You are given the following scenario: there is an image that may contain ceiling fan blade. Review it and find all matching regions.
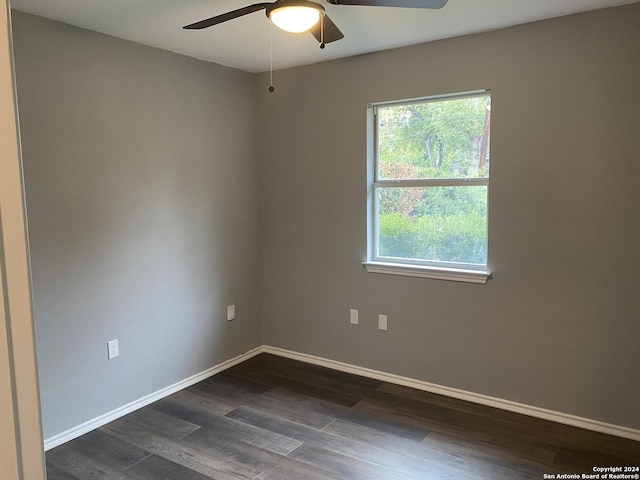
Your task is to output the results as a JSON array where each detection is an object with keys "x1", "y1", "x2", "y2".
[
  {"x1": 184, "y1": 3, "x2": 272, "y2": 29},
  {"x1": 326, "y1": 0, "x2": 446, "y2": 8},
  {"x1": 309, "y1": 14, "x2": 344, "y2": 44}
]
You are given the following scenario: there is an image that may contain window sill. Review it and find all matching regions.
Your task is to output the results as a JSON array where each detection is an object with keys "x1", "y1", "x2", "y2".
[{"x1": 362, "y1": 261, "x2": 491, "y2": 284}]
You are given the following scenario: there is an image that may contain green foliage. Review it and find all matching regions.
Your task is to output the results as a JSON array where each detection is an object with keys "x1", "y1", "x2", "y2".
[
  {"x1": 378, "y1": 95, "x2": 490, "y2": 179},
  {"x1": 375, "y1": 94, "x2": 490, "y2": 265},
  {"x1": 378, "y1": 212, "x2": 487, "y2": 264},
  {"x1": 379, "y1": 185, "x2": 487, "y2": 219}
]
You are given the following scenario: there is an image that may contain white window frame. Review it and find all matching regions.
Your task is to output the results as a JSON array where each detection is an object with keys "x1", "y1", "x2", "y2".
[{"x1": 363, "y1": 91, "x2": 492, "y2": 284}]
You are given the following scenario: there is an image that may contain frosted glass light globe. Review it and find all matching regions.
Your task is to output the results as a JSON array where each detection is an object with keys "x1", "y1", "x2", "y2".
[{"x1": 270, "y1": 6, "x2": 320, "y2": 33}]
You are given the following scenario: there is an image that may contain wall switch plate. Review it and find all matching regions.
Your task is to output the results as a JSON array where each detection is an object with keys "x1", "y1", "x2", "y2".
[
  {"x1": 107, "y1": 339, "x2": 119, "y2": 359},
  {"x1": 378, "y1": 314, "x2": 388, "y2": 331},
  {"x1": 350, "y1": 309, "x2": 358, "y2": 325},
  {"x1": 227, "y1": 304, "x2": 235, "y2": 321}
]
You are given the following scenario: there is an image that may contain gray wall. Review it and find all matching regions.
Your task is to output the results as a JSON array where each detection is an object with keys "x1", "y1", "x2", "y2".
[
  {"x1": 12, "y1": 12, "x2": 262, "y2": 439},
  {"x1": 257, "y1": 4, "x2": 640, "y2": 429}
]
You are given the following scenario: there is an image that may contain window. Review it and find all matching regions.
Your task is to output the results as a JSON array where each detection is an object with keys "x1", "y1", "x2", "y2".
[{"x1": 365, "y1": 91, "x2": 491, "y2": 283}]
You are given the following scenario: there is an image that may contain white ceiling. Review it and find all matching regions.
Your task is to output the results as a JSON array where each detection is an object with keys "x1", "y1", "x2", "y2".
[{"x1": 10, "y1": 0, "x2": 639, "y2": 73}]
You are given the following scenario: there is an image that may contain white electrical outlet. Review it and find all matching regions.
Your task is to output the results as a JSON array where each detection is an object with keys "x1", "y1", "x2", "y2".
[
  {"x1": 107, "y1": 339, "x2": 119, "y2": 359},
  {"x1": 378, "y1": 314, "x2": 388, "y2": 331},
  {"x1": 350, "y1": 309, "x2": 359, "y2": 325},
  {"x1": 227, "y1": 304, "x2": 235, "y2": 321}
]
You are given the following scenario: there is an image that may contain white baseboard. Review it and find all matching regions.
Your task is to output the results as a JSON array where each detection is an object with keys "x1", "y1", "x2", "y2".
[
  {"x1": 43, "y1": 346, "x2": 263, "y2": 451},
  {"x1": 263, "y1": 345, "x2": 640, "y2": 443},
  {"x1": 45, "y1": 344, "x2": 640, "y2": 451}
]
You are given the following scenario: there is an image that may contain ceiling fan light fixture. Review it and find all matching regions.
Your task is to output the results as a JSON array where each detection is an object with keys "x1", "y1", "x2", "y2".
[{"x1": 268, "y1": 4, "x2": 323, "y2": 33}]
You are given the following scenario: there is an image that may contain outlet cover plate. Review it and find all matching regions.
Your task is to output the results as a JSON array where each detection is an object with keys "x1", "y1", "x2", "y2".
[
  {"x1": 107, "y1": 339, "x2": 119, "y2": 359},
  {"x1": 350, "y1": 309, "x2": 358, "y2": 325},
  {"x1": 378, "y1": 314, "x2": 388, "y2": 331}
]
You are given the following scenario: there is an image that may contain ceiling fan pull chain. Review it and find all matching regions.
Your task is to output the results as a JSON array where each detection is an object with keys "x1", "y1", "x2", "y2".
[
  {"x1": 320, "y1": 14, "x2": 325, "y2": 49},
  {"x1": 269, "y1": 20, "x2": 275, "y2": 92}
]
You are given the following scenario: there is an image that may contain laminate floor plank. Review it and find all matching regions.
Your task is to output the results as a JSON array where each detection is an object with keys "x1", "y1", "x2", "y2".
[
  {"x1": 206, "y1": 372, "x2": 274, "y2": 395},
  {"x1": 52, "y1": 429, "x2": 151, "y2": 471},
  {"x1": 190, "y1": 380, "x2": 266, "y2": 408},
  {"x1": 150, "y1": 395, "x2": 225, "y2": 425},
  {"x1": 225, "y1": 406, "x2": 404, "y2": 470},
  {"x1": 550, "y1": 430, "x2": 640, "y2": 463},
  {"x1": 45, "y1": 462, "x2": 83, "y2": 480},
  {"x1": 241, "y1": 388, "x2": 338, "y2": 430},
  {"x1": 377, "y1": 382, "x2": 542, "y2": 422},
  {"x1": 264, "y1": 364, "x2": 420, "y2": 407},
  {"x1": 416, "y1": 441, "x2": 544, "y2": 480},
  {"x1": 260, "y1": 387, "x2": 428, "y2": 440},
  {"x1": 438, "y1": 407, "x2": 640, "y2": 467},
  {"x1": 226, "y1": 364, "x2": 363, "y2": 407},
  {"x1": 236, "y1": 353, "x2": 384, "y2": 393},
  {"x1": 325, "y1": 415, "x2": 544, "y2": 480},
  {"x1": 174, "y1": 382, "x2": 253, "y2": 414},
  {"x1": 354, "y1": 397, "x2": 557, "y2": 464},
  {"x1": 254, "y1": 374, "x2": 449, "y2": 425},
  {"x1": 226, "y1": 405, "x2": 337, "y2": 442},
  {"x1": 421, "y1": 431, "x2": 552, "y2": 476},
  {"x1": 262, "y1": 383, "x2": 432, "y2": 442},
  {"x1": 46, "y1": 353, "x2": 640, "y2": 480},
  {"x1": 238, "y1": 354, "x2": 469, "y2": 425},
  {"x1": 380, "y1": 382, "x2": 640, "y2": 461},
  {"x1": 322, "y1": 416, "x2": 433, "y2": 456},
  {"x1": 442, "y1": 407, "x2": 568, "y2": 452},
  {"x1": 552, "y1": 446, "x2": 640, "y2": 472},
  {"x1": 124, "y1": 406, "x2": 202, "y2": 439},
  {"x1": 269, "y1": 355, "x2": 384, "y2": 389},
  {"x1": 392, "y1": 454, "x2": 483, "y2": 480},
  {"x1": 46, "y1": 445, "x2": 132, "y2": 480},
  {"x1": 287, "y1": 442, "x2": 413, "y2": 480},
  {"x1": 240, "y1": 354, "x2": 487, "y2": 436},
  {"x1": 396, "y1": 454, "x2": 537, "y2": 480},
  {"x1": 150, "y1": 401, "x2": 303, "y2": 456},
  {"x1": 102, "y1": 415, "x2": 258, "y2": 480},
  {"x1": 158, "y1": 389, "x2": 232, "y2": 417},
  {"x1": 121, "y1": 455, "x2": 217, "y2": 480},
  {"x1": 260, "y1": 385, "x2": 353, "y2": 418},
  {"x1": 183, "y1": 425, "x2": 342, "y2": 480}
]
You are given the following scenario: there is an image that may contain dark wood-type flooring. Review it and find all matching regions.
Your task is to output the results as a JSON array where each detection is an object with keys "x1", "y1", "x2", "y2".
[{"x1": 46, "y1": 353, "x2": 640, "y2": 479}]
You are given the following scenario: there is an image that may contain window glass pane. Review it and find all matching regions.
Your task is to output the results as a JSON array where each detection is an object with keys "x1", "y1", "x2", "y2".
[
  {"x1": 377, "y1": 94, "x2": 490, "y2": 180},
  {"x1": 377, "y1": 186, "x2": 487, "y2": 265}
]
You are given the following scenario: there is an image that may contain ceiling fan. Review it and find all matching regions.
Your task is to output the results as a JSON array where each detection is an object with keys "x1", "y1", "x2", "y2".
[{"x1": 184, "y1": 0, "x2": 448, "y2": 47}]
